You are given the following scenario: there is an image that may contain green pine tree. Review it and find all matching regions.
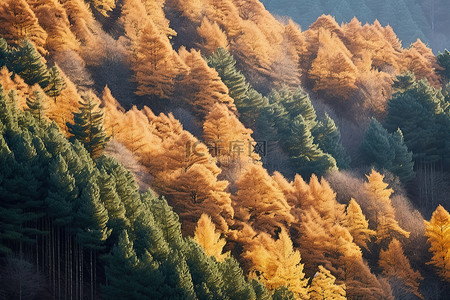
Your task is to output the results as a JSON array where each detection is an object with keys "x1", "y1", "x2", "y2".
[
  {"x1": 207, "y1": 48, "x2": 267, "y2": 127},
  {"x1": 437, "y1": 49, "x2": 450, "y2": 82},
  {"x1": 313, "y1": 113, "x2": 350, "y2": 169},
  {"x1": 45, "y1": 65, "x2": 66, "y2": 103},
  {"x1": 360, "y1": 118, "x2": 395, "y2": 170},
  {"x1": 76, "y1": 181, "x2": 111, "y2": 249},
  {"x1": 289, "y1": 115, "x2": 337, "y2": 177},
  {"x1": 67, "y1": 93, "x2": 110, "y2": 158},
  {"x1": 26, "y1": 90, "x2": 46, "y2": 125},
  {"x1": 391, "y1": 128, "x2": 415, "y2": 183},
  {"x1": 8, "y1": 40, "x2": 50, "y2": 89},
  {"x1": 218, "y1": 258, "x2": 256, "y2": 300},
  {"x1": 272, "y1": 286, "x2": 295, "y2": 300}
]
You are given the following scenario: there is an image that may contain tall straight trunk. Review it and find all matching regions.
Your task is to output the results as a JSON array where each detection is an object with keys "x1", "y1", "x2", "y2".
[
  {"x1": 75, "y1": 242, "x2": 78, "y2": 300},
  {"x1": 58, "y1": 227, "x2": 61, "y2": 300},
  {"x1": 90, "y1": 250, "x2": 93, "y2": 300}
]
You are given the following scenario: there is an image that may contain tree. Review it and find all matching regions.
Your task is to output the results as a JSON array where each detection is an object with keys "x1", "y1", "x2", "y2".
[
  {"x1": 308, "y1": 28, "x2": 358, "y2": 100},
  {"x1": 76, "y1": 181, "x2": 111, "y2": 249},
  {"x1": 132, "y1": 20, "x2": 186, "y2": 99},
  {"x1": 25, "y1": 89, "x2": 46, "y2": 124},
  {"x1": 119, "y1": 0, "x2": 149, "y2": 59},
  {"x1": 390, "y1": 129, "x2": 415, "y2": 183},
  {"x1": 7, "y1": 40, "x2": 50, "y2": 90},
  {"x1": 344, "y1": 198, "x2": 376, "y2": 250},
  {"x1": 178, "y1": 48, "x2": 236, "y2": 120},
  {"x1": 207, "y1": 47, "x2": 266, "y2": 127},
  {"x1": 360, "y1": 118, "x2": 415, "y2": 183},
  {"x1": 364, "y1": 170, "x2": 410, "y2": 243},
  {"x1": 288, "y1": 115, "x2": 337, "y2": 178},
  {"x1": 424, "y1": 205, "x2": 450, "y2": 282},
  {"x1": 309, "y1": 265, "x2": 346, "y2": 300},
  {"x1": 313, "y1": 113, "x2": 350, "y2": 169},
  {"x1": 67, "y1": 93, "x2": 110, "y2": 158},
  {"x1": 102, "y1": 231, "x2": 165, "y2": 299},
  {"x1": 194, "y1": 214, "x2": 229, "y2": 262},
  {"x1": 437, "y1": 49, "x2": 450, "y2": 82},
  {"x1": 27, "y1": 0, "x2": 80, "y2": 53},
  {"x1": 234, "y1": 164, "x2": 294, "y2": 234},
  {"x1": 45, "y1": 65, "x2": 66, "y2": 103},
  {"x1": 197, "y1": 18, "x2": 229, "y2": 55},
  {"x1": 0, "y1": 0, "x2": 47, "y2": 55},
  {"x1": 203, "y1": 103, "x2": 255, "y2": 161},
  {"x1": 244, "y1": 229, "x2": 309, "y2": 298},
  {"x1": 379, "y1": 239, "x2": 423, "y2": 299}
]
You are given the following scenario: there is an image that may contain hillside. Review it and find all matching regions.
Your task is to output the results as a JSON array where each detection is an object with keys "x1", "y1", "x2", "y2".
[
  {"x1": 261, "y1": 0, "x2": 450, "y2": 52},
  {"x1": 0, "y1": 0, "x2": 449, "y2": 299}
]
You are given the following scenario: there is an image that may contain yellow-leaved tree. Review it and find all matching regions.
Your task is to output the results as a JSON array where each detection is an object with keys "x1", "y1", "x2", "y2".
[
  {"x1": 364, "y1": 170, "x2": 409, "y2": 244},
  {"x1": 344, "y1": 198, "x2": 376, "y2": 250},
  {"x1": 309, "y1": 265, "x2": 346, "y2": 300},
  {"x1": 379, "y1": 239, "x2": 423, "y2": 299},
  {"x1": 233, "y1": 164, "x2": 294, "y2": 235},
  {"x1": 0, "y1": 0, "x2": 47, "y2": 55},
  {"x1": 424, "y1": 205, "x2": 450, "y2": 282},
  {"x1": 243, "y1": 229, "x2": 309, "y2": 298},
  {"x1": 194, "y1": 214, "x2": 229, "y2": 262},
  {"x1": 132, "y1": 20, "x2": 186, "y2": 99}
]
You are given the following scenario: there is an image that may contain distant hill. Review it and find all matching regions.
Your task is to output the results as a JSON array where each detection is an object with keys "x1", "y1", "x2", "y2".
[{"x1": 261, "y1": 0, "x2": 450, "y2": 52}]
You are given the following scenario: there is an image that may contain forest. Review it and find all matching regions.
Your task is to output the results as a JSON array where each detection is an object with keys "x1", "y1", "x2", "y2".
[{"x1": 0, "y1": 0, "x2": 449, "y2": 299}]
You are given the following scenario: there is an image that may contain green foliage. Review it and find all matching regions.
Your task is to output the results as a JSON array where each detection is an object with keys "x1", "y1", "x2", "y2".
[
  {"x1": 67, "y1": 93, "x2": 110, "y2": 158},
  {"x1": 361, "y1": 118, "x2": 415, "y2": 183},
  {"x1": 437, "y1": 49, "x2": 450, "y2": 82},
  {"x1": 207, "y1": 48, "x2": 267, "y2": 127},
  {"x1": 1, "y1": 83, "x2": 266, "y2": 299},
  {"x1": 385, "y1": 77, "x2": 450, "y2": 169},
  {"x1": 5, "y1": 39, "x2": 50, "y2": 89},
  {"x1": 313, "y1": 113, "x2": 350, "y2": 169},
  {"x1": 46, "y1": 65, "x2": 66, "y2": 102},
  {"x1": 272, "y1": 286, "x2": 296, "y2": 300},
  {"x1": 26, "y1": 90, "x2": 46, "y2": 124}
]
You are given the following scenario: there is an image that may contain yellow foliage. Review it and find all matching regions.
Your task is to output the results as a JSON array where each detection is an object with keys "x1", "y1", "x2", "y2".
[
  {"x1": 379, "y1": 239, "x2": 423, "y2": 299},
  {"x1": 244, "y1": 229, "x2": 309, "y2": 298},
  {"x1": 0, "y1": 0, "x2": 47, "y2": 55},
  {"x1": 194, "y1": 214, "x2": 229, "y2": 262},
  {"x1": 309, "y1": 265, "x2": 346, "y2": 300},
  {"x1": 364, "y1": 170, "x2": 410, "y2": 243},
  {"x1": 344, "y1": 198, "x2": 376, "y2": 250},
  {"x1": 424, "y1": 205, "x2": 450, "y2": 282}
]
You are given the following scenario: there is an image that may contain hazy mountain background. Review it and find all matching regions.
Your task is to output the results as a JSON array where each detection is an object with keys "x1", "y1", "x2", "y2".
[{"x1": 261, "y1": 0, "x2": 450, "y2": 52}]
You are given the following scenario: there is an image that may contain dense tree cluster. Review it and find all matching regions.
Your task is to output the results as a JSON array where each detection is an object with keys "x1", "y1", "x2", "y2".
[{"x1": 0, "y1": 0, "x2": 449, "y2": 299}]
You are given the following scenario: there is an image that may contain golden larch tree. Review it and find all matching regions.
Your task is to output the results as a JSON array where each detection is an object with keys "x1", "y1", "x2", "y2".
[
  {"x1": 0, "y1": 0, "x2": 47, "y2": 55},
  {"x1": 344, "y1": 198, "x2": 376, "y2": 250},
  {"x1": 364, "y1": 170, "x2": 410, "y2": 243},
  {"x1": 60, "y1": 0, "x2": 98, "y2": 49},
  {"x1": 203, "y1": 102, "x2": 256, "y2": 161},
  {"x1": 28, "y1": 0, "x2": 80, "y2": 53},
  {"x1": 244, "y1": 229, "x2": 309, "y2": 298},
  {"x1": 132, "y1": 20, "x2": 186, "y2": 99},
  {"x1": 119, "y1": 0, "x2": 149, "y2": 60},
  {"x1": 233, "y1": 164, "x2": 294, "y2": 235},
  {"x1": 309, "y1": 265, "x2": 346, "y2": 300},
  {"x1": 196, "y1": 17, "x2": 229, "y2": 55},
  {"x1": 194, "y1": 213, "x2": 229, "y2": 262},
  {"x1": 308, "y1": 28, "x2": 358, "y2": 99},
  {"x1": 379, "y1": 239, "x2": 423, "y2": 299},
  {"x1": 140, "y1": 0, "x2": 176, "y2": 37},
  {"x1": 424, "y1": 205, "x2": 450, "y2": 282},
  {"x1": 178, "y1": 47, "x2": 236, "y2": 119}
]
